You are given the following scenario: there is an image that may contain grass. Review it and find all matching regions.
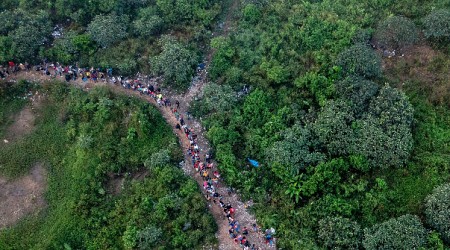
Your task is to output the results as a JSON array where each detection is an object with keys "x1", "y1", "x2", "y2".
[{"x1": 0, "y1": 82, "x2": 216, "y2": 249}]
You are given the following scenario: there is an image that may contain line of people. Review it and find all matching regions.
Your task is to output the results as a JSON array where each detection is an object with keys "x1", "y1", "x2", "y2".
[
  {"x1": 166, "y1": 96, "x2": 274, "y2": 250},
  {"x1": 2, "y1": 60, "x2": 276, "y2": 249}
]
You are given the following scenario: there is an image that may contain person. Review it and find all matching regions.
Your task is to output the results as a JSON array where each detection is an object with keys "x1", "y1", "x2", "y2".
[
  {"x1": 175, "y1": 100, "x2": 180, "y2": 109},
  {"x1": 242, "y1": 226, "x2": 249, "y2": 235},
  {"x1": 175, "y1": 123, "x2": 181, "y2": 130}
]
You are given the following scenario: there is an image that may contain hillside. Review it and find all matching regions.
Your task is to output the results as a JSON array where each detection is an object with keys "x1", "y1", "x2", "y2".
[{"x1": 1, "y1": 0, "x2": 450, "y2": 249}]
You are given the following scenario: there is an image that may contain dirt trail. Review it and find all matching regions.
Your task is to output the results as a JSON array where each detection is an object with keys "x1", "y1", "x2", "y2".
[
  {"x1": 0, "y1": 163, "x2": 47, "y2": 229},
  {"x1": 2, "y1": 0, "x2": 277, "y2": 248}
]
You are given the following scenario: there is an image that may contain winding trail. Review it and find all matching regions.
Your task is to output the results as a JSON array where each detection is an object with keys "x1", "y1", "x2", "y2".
[{"x1": 3, "y1": 1, "x2": 277, "y2": 249}]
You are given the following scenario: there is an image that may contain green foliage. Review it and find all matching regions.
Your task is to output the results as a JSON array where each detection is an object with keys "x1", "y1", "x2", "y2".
[
  {"x1": 201, "y1": 82, "x2": 238, "y2": 113},
  {"x1": 150, "y1": 36, "x2": 198, "y2": 91},
  {"x1": 136, "y1": 226, "x2": 163, "y2": 249},
  {"x1": 144, "y1": 149, "x2": 171, "y2": 170},
  {"x1": 313, "y1": 99, "x2": 355, "y2": 156},
  {"x1": 0, "y1": 83, "x2": 215, "y2": 249},
  {"x1": 318, "y1": 216, "x2": 362, "y2": 249},
  {"x1": 242, "y1": 4, "x2": 261, "y2": 24},
  {"x1": 133, "y1": 7, "x2": 164, "y2": 37},
  {"x1": 374, "y1": 16, "x2": 419, "y2": 50},
  {"x1": 87, "y1": 13, "x2": 129, "y2": 48},
  {"x1": 266, "y1": 124, "x2": 325, "y2": 177},
  {"x1": 352, "y1": 85, "x2": 414, "y2": 169},
  {"x1": 336, "y1": 44, "x2": 382, "y2": 78},
  {"x1": 423, "y1": 9, "x2": 450, "y2": 42},
  {"x1": 363, "y1": 214, "x2": 427, "y2": 250},
  {"x1": 425, "y1": 183, "x2": 450, "y2": 244},
  {"x1": 335, "y1": 76, "x2": 379, "y2": 117}
]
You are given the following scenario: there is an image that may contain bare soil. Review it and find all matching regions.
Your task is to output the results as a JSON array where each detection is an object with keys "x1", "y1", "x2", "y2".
[
  {"x1": 2, "y1": 1, "x2": 276, "y2": 248},
  {"x1": 0, "y1": 163, "x2": 47, "y2": 229},
  {"x1": 382, "y1": 45, "x2": 450, "y2": 106},
  {"x1": 3, "y1": 92, "x2": 44, "y2": 144}
]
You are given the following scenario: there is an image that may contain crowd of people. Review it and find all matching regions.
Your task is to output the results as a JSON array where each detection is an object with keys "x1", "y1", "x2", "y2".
[{"x1": 1, "y1": 60, "x2": 276, "y2": 249}]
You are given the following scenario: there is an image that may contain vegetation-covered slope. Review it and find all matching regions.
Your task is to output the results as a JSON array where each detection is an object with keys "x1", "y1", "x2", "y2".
[
  {"x1": 191, "y1": 0, "x2": 450, "y2": 248},
  {"x1": 0, "y1": 82, "x2": 216, "y2": 249}
]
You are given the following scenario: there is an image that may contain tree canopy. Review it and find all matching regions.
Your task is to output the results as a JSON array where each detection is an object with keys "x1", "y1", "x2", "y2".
[{"x1": 425, "y1": 183, "x2": 450, "y2": 244}]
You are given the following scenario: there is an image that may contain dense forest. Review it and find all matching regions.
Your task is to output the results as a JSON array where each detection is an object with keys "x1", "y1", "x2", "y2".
[
  {"x1": 191, "y1": 0, "x2": 450, "y2": 249},
  {"x1": 1, "y1": 0, "x2": 450, "y2": 249}
]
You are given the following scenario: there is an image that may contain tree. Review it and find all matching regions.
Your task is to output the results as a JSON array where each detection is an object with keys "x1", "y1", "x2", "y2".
[
  {"x1": 313, "y1": 99, "x2": 355, "y2": 156},
  {"x1": 318, "y1": 216, "x2": 362, "y2": 250},
  {"x1": 423, "y1": 9, "x2": 450, "y2": 42},
  {"x1": 0, "y1": 36, "x2": 13, "y2": 63},
  {"x1": 374, "y1": 16, "x2": 418, "y2": 50},
  {"x1": 87, "y1": 13, "x2": 128, "y2": 48},
  {"x1": 266, "y1": 124, "x2": 326, "y2": 177},
  {"x1": 367, "y1": 84, "x2": 414, "y2": 130},
  {"x1": 336, "y1": 44, "x2": 382, "y2": 78},
  {"x1": 137, "y1": 226, "x2": 163, "y2": 249},
  {"x1": 425, "y1": 183, "x2": 450, "y2": 243},
  {"x1": 133, "y1": 7, "x2": 164, "y2": 37},
  {"x1": 335, "y1": 76, "x2": 379, "y2": 117},
  {"x1": 350, "y1": 84, "x2": 413, "y2": 169},
  {"x1": 201, "y1": 82, "x2": 238, "y2": 113},
  {"x1": 150, "y1": 36, "x2": 198, "y2": 90},
  {"x1": 144, "y1": 149, "x2": 171, "y2": 170},
  {"x1": 363, "y1": 214, "x2": 427, "y2": 250}
]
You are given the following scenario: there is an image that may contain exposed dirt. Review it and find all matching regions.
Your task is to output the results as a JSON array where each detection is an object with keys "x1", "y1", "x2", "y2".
[
  {"x1": 3, "y1": 92, "x2": 44, "y2": 144},
  {"x1": 0, "y1": 163, "x2": 47, "y2": 229},
  {"x1": 382, "y1": 45, "x2": 450, "y2": 106},
  {"x1": 2, "y1": 1, "x2": 276, "y2": 248}
]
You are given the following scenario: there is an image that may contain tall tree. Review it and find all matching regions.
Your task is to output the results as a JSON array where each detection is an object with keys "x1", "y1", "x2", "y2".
[
  {"x1": 149, "y1": 36, "x2": 198, "y2": 90},
  {"x1": 425, "y1": 183, "x2": 450, "y2": 244},
  {"x1": 363, "y1": 214, "x2": 427, "y2": 250}
]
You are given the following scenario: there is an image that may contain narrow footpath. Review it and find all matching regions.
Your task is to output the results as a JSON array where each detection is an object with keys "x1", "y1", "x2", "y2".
[{"x1": 2, "y1": 1, "x2": 277, "y2": 249}]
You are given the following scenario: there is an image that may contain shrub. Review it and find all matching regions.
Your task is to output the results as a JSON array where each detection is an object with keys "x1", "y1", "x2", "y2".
[
  {"x1": 374, "y1": 16, "x2": 418, "y2": 49},
  {"x1": 425, "y1": 183, "x2": 450, "y2": 243},
  {"x1": 335, "y1": 76, "x2": 379, "y2": 117},
  {"x1": 133, "y1": 7, "x2": 164, "y2": 37},
  {"x1": 363, "y1": 214, "x2": 427, "y2": 250},
  {"x1": 423, "y1": 9, "x2": 450, "y2": 42},
  {"x1": 313, "y1": 99, "x2": 355, "y2": 156},
  {"x1": 318, "y1": 216, "x2": 362, "y2": 249},
  {"x1": 144, "y1": 149, "x2": 171, "y2": 170},
  {"x1": 336, "y1": 44, "x2": 382, "y2": 78},
  {"x1": 87, "y1": 14, "x2": 128, "y2": 48},
  {"x1": 149, "y1": 36, "x2": 198, "y2": 91}
]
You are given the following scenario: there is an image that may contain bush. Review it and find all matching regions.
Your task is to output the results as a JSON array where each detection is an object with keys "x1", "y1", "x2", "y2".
[
  {"x1": 318, "y1": 216, "x2": 362, "y2": 249},
  {"x1": 374, "y1": 16, "x2": 418, "y2": 50},
  {"x1": 336, "y1": 44, "x2": 382, "y2": 78},
  {"x1": 87, "y1": 14, "x2": 128, "y2": 48},
  {"x1": 335, "y1": 76, "x2": 379, "y2": 117},
  {"x1": 133, "y1": 7, "x2": 164, "y2": 37},
  {"x1": 313, "y1": 99, "x2": 355, "y2": 156},
  {"x1": 150, "y1": 36, "x2": 198, "y2": 91},
  {"x1": 144, "y1": 149, "x2": 171, "y2": 170},
  {"x1": 423, "y1": 9, "x2": 450, "y2": 42},
  {"x1": 425, "y1": 183, "x2": 450, "y2": 243},
  {"x1": 363, "y1": 214, "x2": 427, "y2": 250}
]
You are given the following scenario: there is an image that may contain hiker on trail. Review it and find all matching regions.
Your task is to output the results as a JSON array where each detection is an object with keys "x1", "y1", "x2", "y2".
[
  {"x1": 252, "y1": 223, "x2": 258, "y2": 233},
  {"x1": 179, "y1": 117, "x2": 184, "y2": 126},
  {"x1": 243, "y1": 226, "x2": 249, "y2": 235},
  {"x1": 175, "y1": 100, "x2": 180, "y2": 109},
  {"x1": 175, "y1": 123, "x2": 181, "y2": 130}
]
